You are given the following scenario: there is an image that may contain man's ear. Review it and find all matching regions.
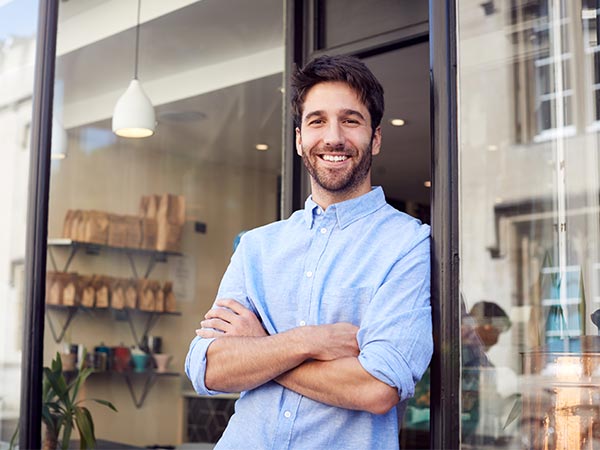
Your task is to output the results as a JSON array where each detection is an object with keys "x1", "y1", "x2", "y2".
[
  {"x1": 295, "y1": 127, "x2": 302, "y2": 156},
  {"x1": 371, "y1": 126, "x2": 382, "y2": 156}
]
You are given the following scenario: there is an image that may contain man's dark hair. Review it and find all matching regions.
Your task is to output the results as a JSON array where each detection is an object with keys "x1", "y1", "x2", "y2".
[
  {"x1": 291, "y1": 55, "x2": 385, "y2": 134},
  {"x1": 469, "y1": 301, "x2": 511, "y2": 331}
]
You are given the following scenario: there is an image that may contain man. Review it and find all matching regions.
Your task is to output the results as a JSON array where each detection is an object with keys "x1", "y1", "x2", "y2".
[{"x1": 185, "y1": 55, "x2": 432, "y2": 449}]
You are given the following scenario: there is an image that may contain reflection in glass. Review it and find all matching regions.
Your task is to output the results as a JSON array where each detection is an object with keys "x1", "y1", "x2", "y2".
[{"x1": 459, "y1": 0, "x2": 600, "y2": 448}]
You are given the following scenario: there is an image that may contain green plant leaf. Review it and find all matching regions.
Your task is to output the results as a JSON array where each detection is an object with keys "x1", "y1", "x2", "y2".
[
  {"x1": 41, "y1": 405, "x2": 57, "y2": 435},
  {"x1": 61, "y1": 421, "x2": 73, "y2": 450},
  {"x1": 70, "y1": 367, "x2": 94, "y2": 404},
  {"x1": 45, "y1": 402, "x2": 67, "y2": 419},
  {"x1": 82, "y1": 407, "x2": 95, "y2": 446},
  {"x1": 74, "y1": 406, "x2": 96, "y2": 450},
  {"x1": 91, "y1": 398, "x2": 118, "y2": 412},
  {"x1": 44, "y1": 366, "x2": 71, "y2": 408},
  {"x1": 51, "y1": 352, "x2": 63, "y2": 374},
  {"x1": 9, "y1": 420, "x2": 18, "y2": 450}
]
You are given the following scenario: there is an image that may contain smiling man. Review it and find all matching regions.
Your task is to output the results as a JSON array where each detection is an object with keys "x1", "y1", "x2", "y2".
[{"x1": 185, "y1": 55, "x2": 432, "y2": 449}]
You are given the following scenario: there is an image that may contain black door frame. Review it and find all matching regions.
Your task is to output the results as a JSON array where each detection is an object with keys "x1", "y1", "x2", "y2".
[
  {"x1": 19, "y1": 0, "x2": 59, "y2": 448},
  {"x1": 429, "y1": 0, "x2": 460, "y2": 448},
  {"x1": 21, "y1": 1, "x2": 459, "y2": 448}
]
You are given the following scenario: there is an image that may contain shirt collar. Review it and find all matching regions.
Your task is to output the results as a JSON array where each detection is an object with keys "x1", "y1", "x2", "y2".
[{"x1": 303, "y1": 187, "x2": 387, "y2": 229}]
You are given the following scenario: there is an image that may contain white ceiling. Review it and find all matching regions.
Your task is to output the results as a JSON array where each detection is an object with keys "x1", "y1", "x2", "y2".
[{"x1": 58, "y1": 0, "x2": 430, "y2": 205}]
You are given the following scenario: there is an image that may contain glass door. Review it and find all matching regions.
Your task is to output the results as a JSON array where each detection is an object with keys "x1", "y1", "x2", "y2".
[{"x1": 43, "y1": 0, "x2": 284, "y2": 447}]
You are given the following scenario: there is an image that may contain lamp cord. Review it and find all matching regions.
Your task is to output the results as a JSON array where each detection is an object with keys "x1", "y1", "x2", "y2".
[{"x1": 134, "y1": 0, "x2": 141, "y2": 79}]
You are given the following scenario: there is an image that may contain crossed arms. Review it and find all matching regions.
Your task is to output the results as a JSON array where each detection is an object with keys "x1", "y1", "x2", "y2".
[{"x1": 196, "y1": 299, "x2": 399, "y2": 415}]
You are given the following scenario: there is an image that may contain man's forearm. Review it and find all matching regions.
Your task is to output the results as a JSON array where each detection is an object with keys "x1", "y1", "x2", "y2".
[
  {"x1": 275, "y1": 357, "x2": 399, "y2": 415},
  {"x1": 204, "y1": 328, "x2": 310, "y2": 392}
]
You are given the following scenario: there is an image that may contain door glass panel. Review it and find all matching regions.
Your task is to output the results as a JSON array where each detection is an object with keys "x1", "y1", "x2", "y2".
[
  {"x1": 459, "y1": 0, "x2": 600, "y2": 448},
  {"x1": 46, "y1": 0, "x2": 283, "y2": 447},
  {"x1": 318, "y1": 0, "x2": 427, "y2": 49},
  {"x1": 0, "y1": 0, "x2": 39, "y2": 445}
]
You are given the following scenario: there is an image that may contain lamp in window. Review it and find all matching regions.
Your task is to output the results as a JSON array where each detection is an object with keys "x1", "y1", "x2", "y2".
[
  {"x1": 51, "y1": 119, "x2": 68, "y2": 160},
  {"x1": 51, "y1": 81, "x2": 68, "y2": 159},
  {"x1": 112, "y1": 0, "x2": 155, "y2": 138}
]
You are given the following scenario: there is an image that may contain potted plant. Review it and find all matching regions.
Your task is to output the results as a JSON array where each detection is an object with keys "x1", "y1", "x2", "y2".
[{"x1": 12, "y1": 352, "x2": 117, "y2": 450}]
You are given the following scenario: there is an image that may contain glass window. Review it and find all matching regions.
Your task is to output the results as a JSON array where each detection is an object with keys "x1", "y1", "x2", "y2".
[
  {"x1": 459, "y1": 0, "x2": 600, "y2": 448},
  {"x1": 0, "y1": 0, "x2": 39, "y2": 445},
  {"x1": 45, "y1": 0, "x2": 283, "y2": 447}
]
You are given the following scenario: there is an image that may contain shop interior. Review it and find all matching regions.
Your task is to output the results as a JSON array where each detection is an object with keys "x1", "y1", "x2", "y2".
[{"x1": 41, "y1": 0, "x2": 431, "y2": 448}]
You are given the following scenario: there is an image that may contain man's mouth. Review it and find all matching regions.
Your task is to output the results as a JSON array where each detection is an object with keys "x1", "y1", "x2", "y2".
[{"x1": 320, "y1": 154, "x2": 349, "y2": 162}]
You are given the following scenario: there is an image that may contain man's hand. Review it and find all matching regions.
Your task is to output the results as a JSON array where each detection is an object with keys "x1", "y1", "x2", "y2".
[{"x1": 196, "y1": 298, "x2": 268, "y2": 338}]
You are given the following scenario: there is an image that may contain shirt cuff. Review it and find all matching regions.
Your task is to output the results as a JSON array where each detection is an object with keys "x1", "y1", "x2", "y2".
[
  {"x1": 185, "y1": 336, "x2": 227, "y2": 396},
  {"x1": 358, "y1": 341, "x2": 414, "y2": 402}
]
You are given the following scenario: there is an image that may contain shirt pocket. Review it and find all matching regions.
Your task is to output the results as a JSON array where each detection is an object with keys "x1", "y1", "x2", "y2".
[{"x1": 319, "y1": 286, "x2": 373, "y2": 326}]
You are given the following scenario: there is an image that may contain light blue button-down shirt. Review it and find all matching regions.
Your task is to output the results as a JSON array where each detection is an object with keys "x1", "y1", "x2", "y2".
[{"x1": 185, "y1": 187, "x2": 432, "y2": 450}]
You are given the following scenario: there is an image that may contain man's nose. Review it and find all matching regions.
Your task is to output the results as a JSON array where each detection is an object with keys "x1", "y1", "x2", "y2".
[{"x1": 323, "y1": 123, "x2": 345, "y2": 148}]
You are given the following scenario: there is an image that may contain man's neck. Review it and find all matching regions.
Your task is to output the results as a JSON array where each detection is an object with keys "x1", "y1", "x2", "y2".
[{"x1": 311, "y1": 182, "x2": 372, "y2": 210}]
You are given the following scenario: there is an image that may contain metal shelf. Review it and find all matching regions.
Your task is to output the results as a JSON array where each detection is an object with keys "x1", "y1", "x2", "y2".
[
  {"x1": 47, "y1": 238, "x2": 182, "y2": 278},
  {"x1": 45, "y1": 305, "x2": 181, "y2": 345},
  {"x1": 88, "y1": 369, "x2": 179, "y2": 408}
]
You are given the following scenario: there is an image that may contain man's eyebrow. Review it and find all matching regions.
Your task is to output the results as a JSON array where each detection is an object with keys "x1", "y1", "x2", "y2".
[
  {"x1": 303, "y1": 109, "x2": 366, "y2": 121},
  {"x1": 341, "y1": 109, "x2": 366, "y2": 121},
  {"x1": 303, "y1": 110, "x2": 324, "y2": 122}
]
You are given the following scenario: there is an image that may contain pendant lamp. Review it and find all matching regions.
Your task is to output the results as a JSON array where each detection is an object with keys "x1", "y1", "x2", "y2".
[{"x1": 112, "y1": 0, "x2": 155, "y2": 138}]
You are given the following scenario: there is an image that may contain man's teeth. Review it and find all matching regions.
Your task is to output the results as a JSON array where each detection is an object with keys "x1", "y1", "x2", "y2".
[{"x1": 322, "y1": 154, "x2": 348, "y2": 162}]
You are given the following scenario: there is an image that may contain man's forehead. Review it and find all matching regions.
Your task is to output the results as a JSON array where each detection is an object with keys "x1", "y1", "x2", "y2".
[{"x1": 302, "y1": 82, "x2": 367, "y2": 115}]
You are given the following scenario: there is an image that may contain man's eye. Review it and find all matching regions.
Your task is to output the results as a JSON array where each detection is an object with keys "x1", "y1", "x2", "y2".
[
  {"x1": 344, "y1": 119, "x2": 359, "y2": 124},
  {"x1": 309, "y1": 119, "x2": 324, "y2": 125}
]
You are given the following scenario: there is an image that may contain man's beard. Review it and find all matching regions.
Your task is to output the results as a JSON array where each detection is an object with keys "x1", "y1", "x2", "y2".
[{"x1": 301, "y1": 140, "x2": 373, "y2": 194}]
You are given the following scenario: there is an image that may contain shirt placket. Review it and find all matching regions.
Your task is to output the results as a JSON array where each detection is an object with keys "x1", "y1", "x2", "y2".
[
  {"x1": 271, "y1": 206, "x2": 335, "y2": 450},
  {"x1": 304, "y1": 207, "x2": 335, "y2": 324}
]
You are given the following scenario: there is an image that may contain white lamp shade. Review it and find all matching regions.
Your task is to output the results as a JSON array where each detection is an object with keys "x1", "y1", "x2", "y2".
[
  {"x1": 112, "y1": 79, "x2": 156, "y2": 138},
  {"x1": 51, "y1": 119, "x2": 68, "y2": 160}
]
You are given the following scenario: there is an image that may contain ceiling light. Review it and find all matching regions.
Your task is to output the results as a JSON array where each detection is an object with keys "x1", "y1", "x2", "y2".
[
  {"x1": 424, "y1": 181, "x2": 431, "y2": 188},
  {"x1": 51, "y1": 119, "x2": 68, "y2": 160},
  {"x1": 255, "y1": 144, "x2": 269, "y2": 151},
  {"x1": 112, "y1": 0, "x2": 155, "y2": 138},
  {"x1": 487, "y1": 144, "x2": 498, "y2": 152},
  {"x1": 389, "y1": 119, "x2": 405, "y2": 127}
]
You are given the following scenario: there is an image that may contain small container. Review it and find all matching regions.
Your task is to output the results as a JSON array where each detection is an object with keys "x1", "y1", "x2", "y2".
[
  {"x1": 153, "y1": 354, "x2": 172, "y2": 373},
  {"x1": 112, "y1": 345, "x2": 131, "y2": 372},
  {"x1": 94, "y1": 343, "x2": 111, "y2": 371},
  {"x1": 147, "y1": 335, "x2": 162, "y2": 354},
  {"x1": 131, "y1": 353, "x2": 150, "y2": 372}
]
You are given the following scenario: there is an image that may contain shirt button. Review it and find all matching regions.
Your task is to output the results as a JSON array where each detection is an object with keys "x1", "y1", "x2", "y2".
[
  {"x1": 306, "y1": 271, "x2": 313, "y2": 278},
  {"x1": 299, "y1": 320, "x2": 306, "y2": 326},
  {"x1": 284, "y1": 411, "x2": 292, "y2": 418},
  {"x1": 316, "y1": 209, "x2": 322, "y2": 215},
  {"x1": 320, "y1": 227, "x2": 327, "y2": 234}
]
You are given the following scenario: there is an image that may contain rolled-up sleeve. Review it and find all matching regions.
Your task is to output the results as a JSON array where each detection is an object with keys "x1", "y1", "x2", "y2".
[
  {"x1": 357, "y1": 225, "x2": 432, "y2": 402},
  {"x1": 184, "y1": 235, "x2": 251, "y2": 396},
  {"x1": 185, "y1": 336, "x2": 225, "y2": 395}
]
